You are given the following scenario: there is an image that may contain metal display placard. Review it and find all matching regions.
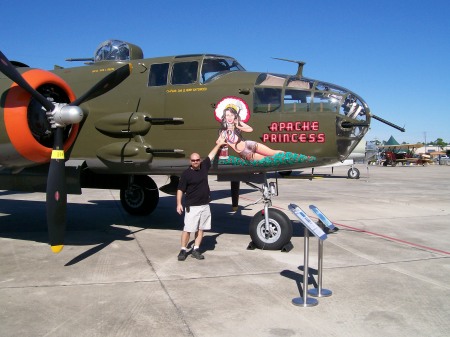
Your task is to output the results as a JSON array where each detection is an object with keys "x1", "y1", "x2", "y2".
[
  {"x1": 289, "y1": 204, "x2": 327, "y2": 240},
  {"x1": 309, "y1": 205, "x2": 336, "y2": 230},
  {"x1": 288, "y1": 204, "x2": 334, "y2": 306},
  {"x1": 288, "y1": 204, "x2": 322, "y2": 307}
]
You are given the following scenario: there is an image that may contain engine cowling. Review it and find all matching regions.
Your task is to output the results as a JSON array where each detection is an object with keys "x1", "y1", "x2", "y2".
[{"x1": 2, "y1": 69, "x2": 79, "y2": 168}]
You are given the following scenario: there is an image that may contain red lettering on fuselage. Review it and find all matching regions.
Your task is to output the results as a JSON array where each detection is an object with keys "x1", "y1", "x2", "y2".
[{"x1": 262, "y1": 121, "x2": 325, "y2": 145}]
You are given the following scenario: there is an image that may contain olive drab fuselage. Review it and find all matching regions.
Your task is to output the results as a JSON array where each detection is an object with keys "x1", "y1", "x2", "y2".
[{"x1": 0, "y1": 40, "x2": 370, "y2": 177}]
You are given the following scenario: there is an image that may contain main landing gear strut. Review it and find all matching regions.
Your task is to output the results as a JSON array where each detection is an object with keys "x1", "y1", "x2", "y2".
[
  {"x1": 244, "y1": 177, "x2": 293, "y2": 251},
  {"x1": 120, "y1": 175, "x2": 159, "y2": 215}
]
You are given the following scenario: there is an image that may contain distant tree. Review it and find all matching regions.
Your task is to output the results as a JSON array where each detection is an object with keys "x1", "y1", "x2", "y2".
[{"x1": 435, "y1": 138, "x2": 448, "y2": 150}]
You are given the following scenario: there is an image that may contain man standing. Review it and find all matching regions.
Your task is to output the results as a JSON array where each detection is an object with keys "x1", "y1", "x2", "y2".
[{"x1": 176, "y1": 139, "x2": 226, "y2": 261}]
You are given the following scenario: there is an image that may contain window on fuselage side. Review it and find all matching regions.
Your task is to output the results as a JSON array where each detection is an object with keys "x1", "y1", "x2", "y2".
[
  {"x1": 253, "y1": 87, "x2": 282, "y2": 113},
  {"x1": 284, "y1": 90, "x2": 311, "y2": 113},
  {"x1": 148, "y1": 63, "x2": 169, "y2": 86},
  {"x1": 171, "y1": 61, "x2": 199, "y2": 85}
]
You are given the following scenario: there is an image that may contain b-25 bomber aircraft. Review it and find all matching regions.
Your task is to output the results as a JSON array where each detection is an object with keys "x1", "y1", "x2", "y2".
[{"x1": 0, "y1": 39, "x2": 404, "y2": 253}]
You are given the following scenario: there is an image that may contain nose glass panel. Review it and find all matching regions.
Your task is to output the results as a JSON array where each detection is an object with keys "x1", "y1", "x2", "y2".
[
  {"x1": 253, "y1": 73, "x2": 370, "y2": 160},
  {"x1": 313, "y1": 81, "x2": 369, "y2": 159}
]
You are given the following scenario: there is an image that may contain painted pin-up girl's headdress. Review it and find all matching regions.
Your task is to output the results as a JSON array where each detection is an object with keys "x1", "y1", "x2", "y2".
[{"x1": 214, "y1": 96, "x2": 250, "y2": 123}]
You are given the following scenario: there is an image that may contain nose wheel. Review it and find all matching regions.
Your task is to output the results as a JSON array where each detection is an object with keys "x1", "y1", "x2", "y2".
[
  {"x1": 244, "y1": 178, "x2": 293, "y2": 250},
  {"x1": 249, "y1": 208, "x2": 292, "y2": 250}
]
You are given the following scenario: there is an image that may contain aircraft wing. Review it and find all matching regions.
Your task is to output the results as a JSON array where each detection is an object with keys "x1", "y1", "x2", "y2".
[{"x1": 378, "y1": 143, "x2": 423, "y2": 151}]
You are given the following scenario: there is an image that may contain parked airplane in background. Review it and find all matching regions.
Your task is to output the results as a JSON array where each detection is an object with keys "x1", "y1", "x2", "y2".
[
  {"x1": 279, "y1": 137, "x2": 373, "y2": 179},
  {"x1": 0, "y1": 39, "x2": 404, "y2": 252},
  {"x1": 319, "y1": 137, "x2": 367, "y2": 179}
]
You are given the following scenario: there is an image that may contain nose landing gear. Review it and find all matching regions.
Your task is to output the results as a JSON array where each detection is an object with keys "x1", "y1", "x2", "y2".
[{"x1": 245, "y1": 179, "x2": 293, "y2": 251}]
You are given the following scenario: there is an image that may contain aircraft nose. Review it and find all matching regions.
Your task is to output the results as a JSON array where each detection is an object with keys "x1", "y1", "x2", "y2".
[
  {"x1": 256, "y1": 74, "x2": 370, "y2": 161},
  {"x1": 336, "y1": 92, "x2": 370, "y2": 160}
]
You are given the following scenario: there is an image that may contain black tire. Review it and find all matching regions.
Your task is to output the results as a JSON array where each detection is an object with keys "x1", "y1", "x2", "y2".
[
  {"x1": 347, "y1": 167, "x2": 360, "y2": 179},
  {"x1": 120, "y1": 176, "x2": 159, "y2": 215},
  {"x1": 249, "y1": 208, "x2": 293, "y2": 250}
]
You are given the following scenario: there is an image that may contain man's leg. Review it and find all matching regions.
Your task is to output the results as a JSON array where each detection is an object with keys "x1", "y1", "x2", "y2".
[
  {"x1": 178, "y1": 231, "x2": 191, "y2": 261},
  {"x1": 194, "y1": 230, "x2": 204, "y2": 248},
  {"x1": 192, "y1": 205, "x2": 210, "y2": 260},
  {"x1": 181, "y1": 231, "x2": 190, "y2": 248},
  {"x1": 192, "y1": 229, "x2": 205, "y2": 260}
]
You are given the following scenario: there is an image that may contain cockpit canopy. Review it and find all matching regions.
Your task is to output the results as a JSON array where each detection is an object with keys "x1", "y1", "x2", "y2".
[
  {"x1": 94, "y1": 40, "x2": 143, "y2": 62},
  {"x1": 201, "y1": 56, "x2": 245, "y2": 83}
]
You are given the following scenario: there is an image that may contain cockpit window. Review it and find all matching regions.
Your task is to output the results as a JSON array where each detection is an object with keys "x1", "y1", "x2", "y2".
[
  {"x1": 284, "y1": 90, "x2": 311, "y2": 112},
  {"x1": 149, "y1": 63, "x2": 169, "y2": 86},
  {"x1": 283, "y1": 78, "x2": 314, "y2": 113},
  {"x1": 201, "y1": 57, "x2": 245, "y2": 83},
  {"x1": 171, "y1": 61, "x2": 199, "y2": 85},
  {"x1": 254, "y1": 88, "x2": 282, "y2": 113},
  {"x1": 94, "y1": 40, "x2": 130, "y2": 62}
]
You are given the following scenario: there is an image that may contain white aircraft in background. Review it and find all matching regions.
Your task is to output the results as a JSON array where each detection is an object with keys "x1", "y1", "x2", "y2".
[
  {"x1": 279, "y1": 138, "x2": 376, "y2": 179},
  {"x1": 318, "y1": 138, "x2": 377, "y2": 178}
]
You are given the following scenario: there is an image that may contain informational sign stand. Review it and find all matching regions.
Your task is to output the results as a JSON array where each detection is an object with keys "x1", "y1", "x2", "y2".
[
  {"x1": 288, "y1": 204, "x2": 327, "y2": 307},
  {"x1": 307, "y1": 205, "x2": 334, "y2": 298}
]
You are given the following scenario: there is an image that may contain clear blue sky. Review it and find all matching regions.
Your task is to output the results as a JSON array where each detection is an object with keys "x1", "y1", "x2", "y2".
[{"x1": 3, "y1": 0, "x2": 449, "y2": 144}]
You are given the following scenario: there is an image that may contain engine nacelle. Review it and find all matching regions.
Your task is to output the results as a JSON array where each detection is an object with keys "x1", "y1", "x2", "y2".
[{"x1": 1, "y1": 69, "x2": 80, "y2": 168}]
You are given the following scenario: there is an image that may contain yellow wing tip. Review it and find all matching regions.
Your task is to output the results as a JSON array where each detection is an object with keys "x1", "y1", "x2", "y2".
[{"x1": 51, "y1": 245, "x2": 64, "y2": 253}]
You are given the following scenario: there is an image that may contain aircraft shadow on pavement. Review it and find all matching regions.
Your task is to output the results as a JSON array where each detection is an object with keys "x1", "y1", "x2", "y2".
[
  {"x1": 0, "y1": 190, "x2": 30, "y2": 196},
  {"x1": 0, "y1": 188, "x2": 305, "y2": 263}
]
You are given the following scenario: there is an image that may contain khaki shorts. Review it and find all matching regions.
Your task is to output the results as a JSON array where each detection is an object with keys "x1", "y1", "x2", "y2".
[{"x1": 183, "y1": 204, "x2": 211, "y2": 232}]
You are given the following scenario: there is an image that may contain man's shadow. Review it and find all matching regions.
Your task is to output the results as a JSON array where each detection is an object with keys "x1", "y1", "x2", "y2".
[{"x1": 187, "y1": 233, "x2": 221, "y2": 253}]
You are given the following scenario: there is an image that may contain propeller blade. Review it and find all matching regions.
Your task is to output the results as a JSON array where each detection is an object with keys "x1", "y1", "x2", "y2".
[
  {"x1": 0, "y1": 50, "x2": 55, "y2": 111},
  {"x1": 371, "y1": 114, "x2": 405, "y2": 132},
  {"x1": 44, "y1": 64, "x2": 131, "y2": 252},
  {"x1": 70, "y1": 64, "x2": 132, "y2": 106},
  {"x1": 1, "y1": 53, "x2": 131, "y2": 253},
  {"x1": 46, "y1": 128, "x2": 67, "y2": 253}
]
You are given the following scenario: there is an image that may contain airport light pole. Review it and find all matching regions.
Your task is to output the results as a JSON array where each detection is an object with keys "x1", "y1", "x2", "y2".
[{"x1": 424, "y1": 131, "x2": 427, "y2": 153}]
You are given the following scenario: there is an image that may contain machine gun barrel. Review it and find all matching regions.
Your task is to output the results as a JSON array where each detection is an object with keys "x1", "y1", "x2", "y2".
[{"x1": 371, "y1": 114, "x2": 405, "y2": 132}]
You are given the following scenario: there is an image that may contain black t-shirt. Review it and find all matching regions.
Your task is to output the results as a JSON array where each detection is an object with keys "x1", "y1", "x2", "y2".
[{"x1": 177, "y1": 157, "x2": 211, "y2": 206}]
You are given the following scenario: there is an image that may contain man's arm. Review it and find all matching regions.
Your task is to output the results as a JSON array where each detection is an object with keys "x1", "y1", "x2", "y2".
[
  {"x1": 176, "y1": 189, "x2": 184, "y2": 214},
  {"x1": 208, "y1": 136, "x2": 227, "y2": 160}
]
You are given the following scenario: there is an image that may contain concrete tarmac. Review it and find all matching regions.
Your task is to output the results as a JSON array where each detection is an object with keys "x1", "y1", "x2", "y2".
[{"x1": 1, "y1": 164, "x2": 449, "y2": 337}]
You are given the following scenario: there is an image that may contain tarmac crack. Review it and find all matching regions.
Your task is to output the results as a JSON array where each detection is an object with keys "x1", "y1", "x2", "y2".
[
  {"x1": 112, "y1": 195, "x2": 196, "y2": 337},
  {"x1": 130, "y1": 230, "x2": 195, "y2": 337}
]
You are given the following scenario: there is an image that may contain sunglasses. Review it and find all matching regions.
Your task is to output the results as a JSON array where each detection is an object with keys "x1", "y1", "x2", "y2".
[{"x1": 191, "y1": 159, "x2": 201, "y2": 162}]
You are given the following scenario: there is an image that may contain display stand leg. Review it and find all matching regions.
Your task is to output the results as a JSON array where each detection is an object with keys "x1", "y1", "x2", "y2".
[
  {"x1": 292, "y1": 228, "x2": 318, "y2": 307},
  {"x1": 308, "y1": 239, "x2": 332, "y2": 297}
]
